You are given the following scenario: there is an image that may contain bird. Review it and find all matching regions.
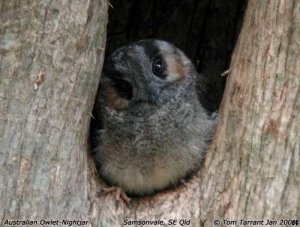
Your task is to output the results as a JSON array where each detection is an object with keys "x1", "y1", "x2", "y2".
[{"x1": 92, "y1": 39, "x2": 217, "y2": 203}]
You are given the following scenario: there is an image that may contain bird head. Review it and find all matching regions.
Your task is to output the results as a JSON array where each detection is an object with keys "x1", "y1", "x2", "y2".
[{"x1": 100, "y1": 40, "x2": 197, "y2": 114}]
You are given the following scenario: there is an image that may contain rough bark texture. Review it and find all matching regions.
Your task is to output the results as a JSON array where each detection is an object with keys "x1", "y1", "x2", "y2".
[
  {"x1": 0, "y1": 0, "x2": 108, "y2": 224},
  {"x1": 1, "y1": 0, "x2": 299, "y2": 227},
  {"x1": 199, "y1": 0, "x2": 300, "y2": 221}
]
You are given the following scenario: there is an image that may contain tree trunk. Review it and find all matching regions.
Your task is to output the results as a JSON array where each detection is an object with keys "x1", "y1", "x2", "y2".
[
  {"x1": 0, "y1": 0, "x2": 108, "y2": 224},
  {"x1": 1, "y1": 0, "x2": 299, "y2": 227}
]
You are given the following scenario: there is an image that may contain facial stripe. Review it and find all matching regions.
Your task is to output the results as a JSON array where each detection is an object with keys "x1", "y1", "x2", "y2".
[{"x1": 164, "y1": 54, "x2": 187, "y2": 81}]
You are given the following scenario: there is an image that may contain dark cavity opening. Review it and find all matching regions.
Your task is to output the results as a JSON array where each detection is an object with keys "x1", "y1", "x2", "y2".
[
  {"x1": 90, "y1": 0, "x2": 247, "y2": 143},
  {"x1": 105, "y1": 0, "x2": 247, "y2": 113}
]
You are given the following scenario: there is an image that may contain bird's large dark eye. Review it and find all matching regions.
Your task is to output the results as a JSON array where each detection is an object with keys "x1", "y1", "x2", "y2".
[{"x1": 152, "y1": 57, "x2": 165, "y2": 77}]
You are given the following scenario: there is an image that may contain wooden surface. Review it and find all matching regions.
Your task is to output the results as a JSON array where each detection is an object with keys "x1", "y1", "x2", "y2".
[{"x1": 0, "y1": 0, "x2": 108, "y2": 223}]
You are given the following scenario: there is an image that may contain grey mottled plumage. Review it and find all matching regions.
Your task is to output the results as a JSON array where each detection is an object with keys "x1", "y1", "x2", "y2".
[{"x1": 92, "y1": 40, "x2": 216, "y2": 196}]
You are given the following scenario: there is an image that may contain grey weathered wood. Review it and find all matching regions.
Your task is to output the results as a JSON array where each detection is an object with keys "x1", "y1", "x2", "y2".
[{"x1": 0, "y1": 0, "x2": 108, "y2": 224}]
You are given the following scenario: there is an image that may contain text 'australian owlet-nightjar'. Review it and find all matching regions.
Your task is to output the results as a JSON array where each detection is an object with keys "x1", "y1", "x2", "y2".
[{"x1": 92, "y1": 39, "x2": 217, "y2": 198}]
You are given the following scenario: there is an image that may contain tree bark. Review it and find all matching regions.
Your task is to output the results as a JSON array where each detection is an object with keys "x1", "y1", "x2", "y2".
[
  {"x1": 0, "y1": 0, "x2": 108, "y2": 224},
  {"x1": 1, "y1": 0, "x2": 299, "y2": 227}
]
